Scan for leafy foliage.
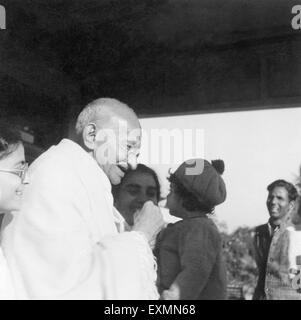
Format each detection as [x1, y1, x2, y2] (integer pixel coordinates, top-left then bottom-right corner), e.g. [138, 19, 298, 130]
[222, 227, 258, 288]
[213, 218, 258, 299]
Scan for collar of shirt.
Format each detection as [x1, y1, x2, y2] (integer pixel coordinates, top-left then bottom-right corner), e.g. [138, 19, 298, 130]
[267, 222, 280, 237]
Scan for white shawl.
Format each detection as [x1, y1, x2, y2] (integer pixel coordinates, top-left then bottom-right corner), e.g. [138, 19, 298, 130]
[0, 247, 15, 299]
[1, 139, 158, 300]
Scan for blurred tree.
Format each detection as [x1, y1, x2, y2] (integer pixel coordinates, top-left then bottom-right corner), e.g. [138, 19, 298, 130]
[222, 226, 258, 299]
[211, 217, 258, 299]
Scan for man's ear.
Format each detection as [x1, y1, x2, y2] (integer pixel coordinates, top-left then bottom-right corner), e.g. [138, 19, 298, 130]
[289, 200, 296, 213]
[82, 123, 97, 150]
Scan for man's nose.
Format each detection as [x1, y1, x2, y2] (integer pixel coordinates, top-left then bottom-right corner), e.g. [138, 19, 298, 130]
[22, 172, 30, 185]
[17, 183, 24, 191]
[127, 153, 138, 170]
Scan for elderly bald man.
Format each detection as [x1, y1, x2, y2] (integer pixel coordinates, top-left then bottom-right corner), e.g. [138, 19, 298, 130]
[1, 98, 164, 300]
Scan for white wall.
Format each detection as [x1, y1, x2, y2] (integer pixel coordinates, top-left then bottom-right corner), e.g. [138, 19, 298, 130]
[139, 107, 301, 232]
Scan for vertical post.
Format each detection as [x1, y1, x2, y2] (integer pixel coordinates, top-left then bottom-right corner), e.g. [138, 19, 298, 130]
[0, 5, 6, 30]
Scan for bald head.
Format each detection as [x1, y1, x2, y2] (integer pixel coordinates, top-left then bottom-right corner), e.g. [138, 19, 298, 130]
[75, 98, 140, 136]
[75, 98, 142, 185]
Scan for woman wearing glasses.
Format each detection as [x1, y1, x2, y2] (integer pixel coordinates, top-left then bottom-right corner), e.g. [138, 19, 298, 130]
[0, 124, 28, 299]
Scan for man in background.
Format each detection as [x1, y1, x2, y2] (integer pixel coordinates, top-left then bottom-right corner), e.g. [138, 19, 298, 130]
[253, 179, 298, 300]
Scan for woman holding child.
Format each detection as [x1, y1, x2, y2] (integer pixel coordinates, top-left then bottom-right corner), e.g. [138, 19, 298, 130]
[114, 159, 228, 300]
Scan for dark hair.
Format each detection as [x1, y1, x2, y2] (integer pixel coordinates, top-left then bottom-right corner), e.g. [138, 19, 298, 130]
[0, 124, 22, 160]
[296, 196, 301, 218]
[168, 173, 214, 214]
[112, 164, 161, 202]
[267, 179, 298, 202]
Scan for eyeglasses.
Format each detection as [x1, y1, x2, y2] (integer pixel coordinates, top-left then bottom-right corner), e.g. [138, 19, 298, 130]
[0, 162, 29, 184]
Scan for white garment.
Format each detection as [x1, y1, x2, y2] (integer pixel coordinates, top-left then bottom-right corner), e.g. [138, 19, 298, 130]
[1, 139, 158, 300]
[0, 247, 15, 299]
[287, 225, 301, 277]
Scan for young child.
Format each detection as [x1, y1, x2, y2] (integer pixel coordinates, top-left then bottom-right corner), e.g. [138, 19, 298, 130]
[154, 158, 227, 300]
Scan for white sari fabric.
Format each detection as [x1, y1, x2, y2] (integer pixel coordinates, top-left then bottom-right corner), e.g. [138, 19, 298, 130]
[0, 247, 15, 299]
[1, 139, 158, 300]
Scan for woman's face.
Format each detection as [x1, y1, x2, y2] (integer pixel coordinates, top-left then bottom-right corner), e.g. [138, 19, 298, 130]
[0, 144, 26, 214]
[115, 171, 159, 226]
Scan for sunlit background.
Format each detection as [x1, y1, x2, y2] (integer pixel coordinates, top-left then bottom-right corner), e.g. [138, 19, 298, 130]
[139, 107, 301, 232]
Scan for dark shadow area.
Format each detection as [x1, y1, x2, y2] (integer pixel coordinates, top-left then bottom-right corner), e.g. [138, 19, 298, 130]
[0, 0, 300, 148]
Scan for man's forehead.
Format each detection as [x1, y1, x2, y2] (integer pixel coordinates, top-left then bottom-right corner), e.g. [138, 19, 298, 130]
[118, 118, 141, 140]
[269, 186, 289, 196]
[110, 114, 140, 127]
[110, 115, 140, 132]
[94, 115, 141, 146]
